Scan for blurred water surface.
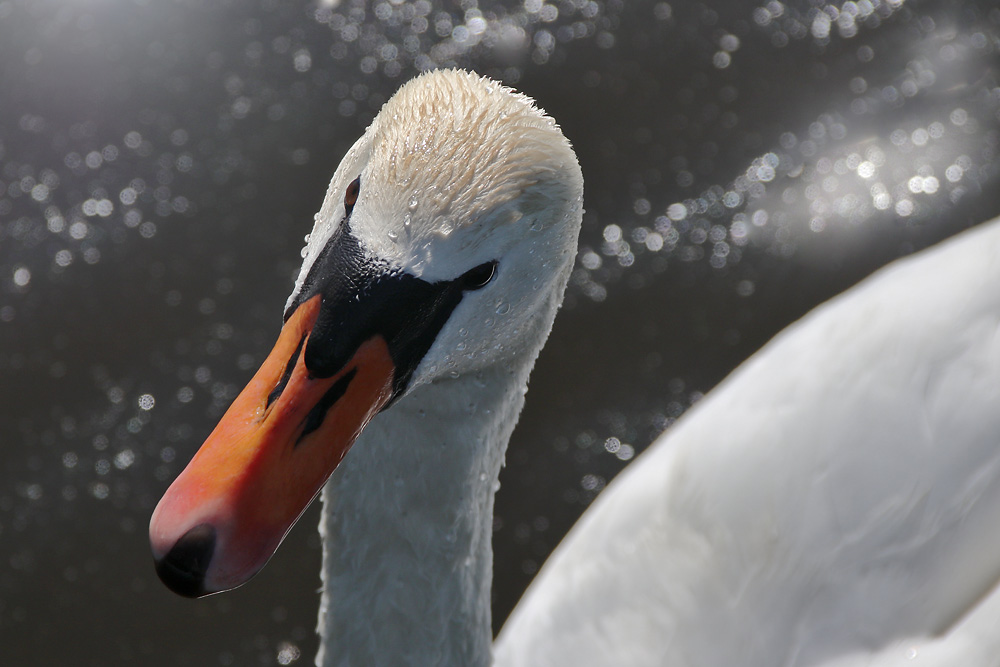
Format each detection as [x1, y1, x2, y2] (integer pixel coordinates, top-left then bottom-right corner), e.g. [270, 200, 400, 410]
[1, 0, 999, 664]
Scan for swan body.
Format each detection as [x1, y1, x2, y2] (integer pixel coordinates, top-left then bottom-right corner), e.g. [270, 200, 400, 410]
[148, 69, 1000, 666]
[498, 217, 1000, 667]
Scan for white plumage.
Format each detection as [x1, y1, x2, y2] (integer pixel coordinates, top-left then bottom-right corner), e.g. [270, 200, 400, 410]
[497, 216, 1000, 667]
[152, 68, 1000, 667]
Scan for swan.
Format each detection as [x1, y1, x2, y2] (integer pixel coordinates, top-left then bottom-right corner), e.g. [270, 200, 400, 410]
[148, 69, 1000, 666]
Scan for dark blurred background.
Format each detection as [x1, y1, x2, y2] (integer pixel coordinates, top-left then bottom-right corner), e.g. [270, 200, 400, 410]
[1, 0, 998, 664]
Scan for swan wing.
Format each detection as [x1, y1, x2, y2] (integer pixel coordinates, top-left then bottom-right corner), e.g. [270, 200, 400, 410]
[496, 216, 1000, 667]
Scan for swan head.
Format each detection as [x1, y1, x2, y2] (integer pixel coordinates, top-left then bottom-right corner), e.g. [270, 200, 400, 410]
[149, 69, 583, 597]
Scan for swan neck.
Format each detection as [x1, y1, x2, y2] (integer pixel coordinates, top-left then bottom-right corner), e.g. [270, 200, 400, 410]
[316, 365, 532, 667]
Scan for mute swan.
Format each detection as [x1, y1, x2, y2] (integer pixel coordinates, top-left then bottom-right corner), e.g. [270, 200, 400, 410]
[149, 69, 1000, 666]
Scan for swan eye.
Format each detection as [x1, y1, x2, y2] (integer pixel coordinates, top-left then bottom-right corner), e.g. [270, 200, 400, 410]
[344, 177, 360, 215]
[460, 261, 498, 291]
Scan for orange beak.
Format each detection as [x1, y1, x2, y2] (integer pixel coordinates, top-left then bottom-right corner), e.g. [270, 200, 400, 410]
[148, 295, 395, 597]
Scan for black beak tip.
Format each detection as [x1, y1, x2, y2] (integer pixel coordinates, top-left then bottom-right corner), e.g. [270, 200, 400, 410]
[154, 523, 216, 598]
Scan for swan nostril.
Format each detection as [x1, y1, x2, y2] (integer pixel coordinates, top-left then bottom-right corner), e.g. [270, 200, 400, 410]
[154, 523, 216, 598]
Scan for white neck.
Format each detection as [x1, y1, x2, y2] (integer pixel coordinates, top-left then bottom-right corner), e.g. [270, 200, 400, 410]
[315, 362, 534, 666]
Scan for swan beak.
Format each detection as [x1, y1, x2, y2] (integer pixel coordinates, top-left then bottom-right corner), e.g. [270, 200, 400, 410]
[148, 294, 394, 597]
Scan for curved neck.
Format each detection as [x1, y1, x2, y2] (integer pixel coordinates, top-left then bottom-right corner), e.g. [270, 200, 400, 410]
[315, 365, 532, 667]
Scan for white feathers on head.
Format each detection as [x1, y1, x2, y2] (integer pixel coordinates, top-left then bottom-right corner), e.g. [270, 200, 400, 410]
[366, 69, 576, 233]
[288, 68, 583, 311]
